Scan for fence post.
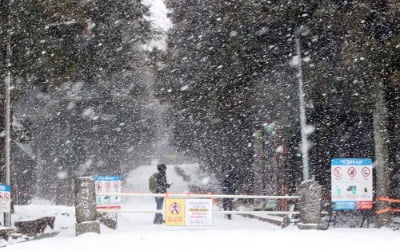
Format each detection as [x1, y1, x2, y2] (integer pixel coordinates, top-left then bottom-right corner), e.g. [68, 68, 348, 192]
[297, 180, 322, 230]
[75, 177, 100, 236]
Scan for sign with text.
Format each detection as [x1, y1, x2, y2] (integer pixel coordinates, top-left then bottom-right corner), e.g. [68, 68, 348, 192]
[165, 198, 185, 226]
[331, 158, 373, 210]
[185, 199, 213, 226]
[0, 184, 11, 213]
[95, 176, 121, 210]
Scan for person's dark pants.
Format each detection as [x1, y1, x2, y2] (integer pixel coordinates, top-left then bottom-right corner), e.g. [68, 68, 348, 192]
[222, 198, 233, 219]
[154, 197, 164, 224]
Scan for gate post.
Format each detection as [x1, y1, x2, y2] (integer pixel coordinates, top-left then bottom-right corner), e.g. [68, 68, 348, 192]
[75, 177, 100, 236]
[297, 180, 322, 230]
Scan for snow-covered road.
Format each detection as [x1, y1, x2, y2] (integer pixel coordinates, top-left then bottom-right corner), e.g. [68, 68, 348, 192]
[6, 163, 400, 250]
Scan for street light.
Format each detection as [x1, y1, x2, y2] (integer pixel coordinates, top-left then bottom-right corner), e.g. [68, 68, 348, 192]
[4, 1, 12, 227]
[294, 26, 310, 181]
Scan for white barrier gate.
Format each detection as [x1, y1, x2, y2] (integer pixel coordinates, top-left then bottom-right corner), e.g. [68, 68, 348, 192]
[96, 192, 300, 216]
[76, 179, 322, 230]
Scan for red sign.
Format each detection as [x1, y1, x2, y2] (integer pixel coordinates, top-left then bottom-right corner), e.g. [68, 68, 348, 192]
[357, 201, 373, 210]
[361, 167, 371, 178]
[170, 202, 181, 214]
[4, 193, 9, 202]
[96, 205, 122, 209]
[333, 167, 342, 178]
[347, 167, 357, 178]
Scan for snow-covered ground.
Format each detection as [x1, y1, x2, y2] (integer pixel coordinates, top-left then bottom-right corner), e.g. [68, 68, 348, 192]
[6, 163, 400, 250]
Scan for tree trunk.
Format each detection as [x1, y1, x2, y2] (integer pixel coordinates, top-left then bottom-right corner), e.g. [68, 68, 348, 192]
[373, 80, 391, 228]
[253, 129, 266, 209]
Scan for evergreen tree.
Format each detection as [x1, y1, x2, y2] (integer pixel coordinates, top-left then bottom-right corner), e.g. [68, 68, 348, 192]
[157, 0, 316, 191]
[158, 1, 400, 208]
[2, 0, 157, 203]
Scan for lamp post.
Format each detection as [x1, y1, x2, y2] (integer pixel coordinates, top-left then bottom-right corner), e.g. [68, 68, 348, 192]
[5, 41, 11, 228]
[294, 26, 310, 181]
[2, 0, 12, 227]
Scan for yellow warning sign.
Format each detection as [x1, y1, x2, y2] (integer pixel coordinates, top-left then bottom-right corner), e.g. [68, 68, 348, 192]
[165, 198, 185, 226]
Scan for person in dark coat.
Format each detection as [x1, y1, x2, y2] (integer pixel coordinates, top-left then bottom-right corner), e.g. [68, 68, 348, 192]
[153, 164, 171, 224]
[221, 164, 239, 220]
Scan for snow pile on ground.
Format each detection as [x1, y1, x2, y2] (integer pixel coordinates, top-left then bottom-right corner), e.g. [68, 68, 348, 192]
[12, 202, 75, 237]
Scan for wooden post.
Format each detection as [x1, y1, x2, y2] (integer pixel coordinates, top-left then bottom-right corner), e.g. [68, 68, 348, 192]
[253, 129, 266, 210]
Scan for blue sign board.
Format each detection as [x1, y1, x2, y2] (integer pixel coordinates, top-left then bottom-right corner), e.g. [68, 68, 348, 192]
[0, 184, 11, 192]
[331, 158, 372, 166]
[331, 158, 373, 211]
[332, 201, 357, 210]
[95, 176, 121, 181]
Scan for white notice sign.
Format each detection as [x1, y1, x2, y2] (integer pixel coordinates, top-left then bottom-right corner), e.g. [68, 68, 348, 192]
[95, 176, 121, 210]
[331, 158, 373, 210]
[185, 199, 213, 226]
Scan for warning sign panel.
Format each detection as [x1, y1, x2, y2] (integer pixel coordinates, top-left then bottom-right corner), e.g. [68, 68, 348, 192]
[185, 199, 213, 226]
[165, 198, 213, 226]
[95, 176, 121, 210]
[165, 198, 185, 226]
[0, 184, 11, 213]
[331, 158, 373, 211]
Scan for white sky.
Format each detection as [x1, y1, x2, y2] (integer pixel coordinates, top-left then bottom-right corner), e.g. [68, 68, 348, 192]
[144, 0, 172, 32]
[143, 0, 172, 50]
